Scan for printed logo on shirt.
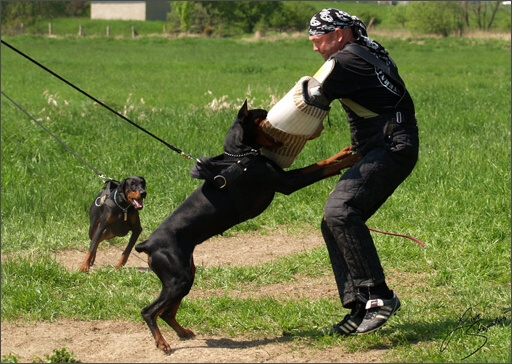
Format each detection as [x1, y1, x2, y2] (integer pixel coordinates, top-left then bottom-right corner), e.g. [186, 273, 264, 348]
[375, 68, 401, 96]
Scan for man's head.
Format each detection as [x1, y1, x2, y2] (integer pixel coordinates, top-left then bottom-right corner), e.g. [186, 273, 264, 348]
[308, 8, 357, 61]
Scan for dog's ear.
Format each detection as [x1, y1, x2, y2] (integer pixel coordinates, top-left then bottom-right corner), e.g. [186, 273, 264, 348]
[138, 176, 146, 188]
[238, 99, 249, 119]
[118, 178, 128, 194]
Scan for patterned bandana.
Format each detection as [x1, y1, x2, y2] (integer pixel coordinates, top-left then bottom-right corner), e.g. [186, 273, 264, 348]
[309, 8, 392, 64]
[308, 8, 355, 36]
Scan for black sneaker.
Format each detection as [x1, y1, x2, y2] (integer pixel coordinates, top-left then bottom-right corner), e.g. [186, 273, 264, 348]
[324, 313, 364, 336]
[356, 292, 401, 335]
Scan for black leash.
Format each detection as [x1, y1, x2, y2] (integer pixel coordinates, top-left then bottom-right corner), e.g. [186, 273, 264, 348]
[1, 90, 112, 182]
[1, 39, 198, 162]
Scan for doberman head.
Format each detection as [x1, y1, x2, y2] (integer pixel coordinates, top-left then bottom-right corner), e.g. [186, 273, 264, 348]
[119, 176, 146, 210]
[223, 100, 282, 156]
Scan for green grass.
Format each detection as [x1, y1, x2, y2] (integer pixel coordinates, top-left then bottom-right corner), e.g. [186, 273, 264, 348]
[1, 346, 81, 363]
[1, 33, 510, 363]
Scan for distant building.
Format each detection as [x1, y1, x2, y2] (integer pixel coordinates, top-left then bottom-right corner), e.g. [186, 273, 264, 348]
[90, 1, 169, 21]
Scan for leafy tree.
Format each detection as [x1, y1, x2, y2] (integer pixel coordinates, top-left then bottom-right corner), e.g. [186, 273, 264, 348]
[171, 1, 194, 33]
[356, 10, 382, 28]
[406, 1, 465, 37]
[392, 4, 408, 28]
[203, 1, 282, 33]
[269, 1, 316, 32]
[0, 1, 88, 26]
[465, 0, 502, 30]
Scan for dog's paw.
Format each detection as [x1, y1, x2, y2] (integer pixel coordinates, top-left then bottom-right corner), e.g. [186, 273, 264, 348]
[78, 264, 90, 273]
[157, 340, 172, 354]
[177, 327, 196, 339]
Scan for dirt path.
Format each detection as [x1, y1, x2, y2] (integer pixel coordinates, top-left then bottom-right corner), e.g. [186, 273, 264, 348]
[54, 228, 325, 271]
[1, 229, 384, 363]
[2, 319, 384, 363]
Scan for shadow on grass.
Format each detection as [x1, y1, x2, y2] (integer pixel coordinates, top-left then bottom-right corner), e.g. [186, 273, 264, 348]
[184, 310, 510, 356]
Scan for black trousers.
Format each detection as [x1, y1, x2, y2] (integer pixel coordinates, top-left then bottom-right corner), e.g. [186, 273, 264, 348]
[322, 115, 419, 309]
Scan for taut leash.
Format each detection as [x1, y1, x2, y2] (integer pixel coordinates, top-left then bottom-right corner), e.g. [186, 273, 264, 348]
[2, 90, 111, 182]
[1, 39, 198, 163]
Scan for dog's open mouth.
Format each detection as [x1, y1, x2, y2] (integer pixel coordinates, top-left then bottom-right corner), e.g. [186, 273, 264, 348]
[131, 198, 144, 210]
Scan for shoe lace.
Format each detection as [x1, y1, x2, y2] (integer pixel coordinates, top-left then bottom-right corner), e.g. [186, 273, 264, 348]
[363, 308, 379, 320]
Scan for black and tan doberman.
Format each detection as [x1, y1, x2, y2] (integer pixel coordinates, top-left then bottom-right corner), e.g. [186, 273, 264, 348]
[135, 101, 360, 353]
[79, 176, 146, 272]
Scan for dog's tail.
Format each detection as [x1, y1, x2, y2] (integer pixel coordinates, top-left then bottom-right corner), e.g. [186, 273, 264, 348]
[134, 240, 149, 253]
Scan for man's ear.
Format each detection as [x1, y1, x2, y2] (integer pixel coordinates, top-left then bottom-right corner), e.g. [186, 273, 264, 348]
[334, 27, 345, 42]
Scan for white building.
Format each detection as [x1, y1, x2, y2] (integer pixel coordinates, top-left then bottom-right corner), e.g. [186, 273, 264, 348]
[91, 1, 170, 21]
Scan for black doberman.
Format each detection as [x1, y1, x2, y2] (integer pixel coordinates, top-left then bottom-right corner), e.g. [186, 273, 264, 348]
[79, 176, 146, 272]
[135, 101, 361, 353]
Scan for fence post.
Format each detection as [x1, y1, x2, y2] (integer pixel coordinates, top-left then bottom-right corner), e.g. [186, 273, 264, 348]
[131, 26, 136, 38]
[20, 23, 24, 35]
[78, 25, 83, 37]
[107, 26, 110, 37]
[48, 22, 52, 36]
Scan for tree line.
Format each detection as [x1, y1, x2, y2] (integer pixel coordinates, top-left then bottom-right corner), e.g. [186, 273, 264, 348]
[1, 1, 509, 37]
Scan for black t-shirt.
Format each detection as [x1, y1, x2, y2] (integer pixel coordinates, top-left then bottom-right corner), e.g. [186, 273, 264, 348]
[321, 42, 415, 122]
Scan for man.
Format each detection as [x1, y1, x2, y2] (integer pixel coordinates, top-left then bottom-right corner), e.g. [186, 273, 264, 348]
[305, 8, 419, 335]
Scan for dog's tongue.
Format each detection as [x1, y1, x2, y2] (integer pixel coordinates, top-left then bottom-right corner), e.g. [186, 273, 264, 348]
[132, 199, 144, 210]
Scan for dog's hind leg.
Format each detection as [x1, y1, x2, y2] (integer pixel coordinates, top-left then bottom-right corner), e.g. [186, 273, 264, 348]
[141, 286, 194, 353]
[159, 300, 196, 339]
[140, 252, 196, 353]
[141, 295, 174, 354]
[159, 256, 196, 339]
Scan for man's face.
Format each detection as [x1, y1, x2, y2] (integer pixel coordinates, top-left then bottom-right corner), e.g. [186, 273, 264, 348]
[309, 28, 346, 61]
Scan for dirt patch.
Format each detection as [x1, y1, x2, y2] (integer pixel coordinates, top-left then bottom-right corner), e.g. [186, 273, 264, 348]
[1, 319, 384, 363]
[53, 227, 326, 272]
[1, 229, 388, 363]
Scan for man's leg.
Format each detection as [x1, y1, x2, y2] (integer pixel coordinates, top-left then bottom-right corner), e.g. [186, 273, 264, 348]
[322, 147, 414, 334]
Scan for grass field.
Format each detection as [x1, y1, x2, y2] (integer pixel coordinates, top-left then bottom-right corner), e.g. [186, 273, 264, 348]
[1, 32, 510, 363]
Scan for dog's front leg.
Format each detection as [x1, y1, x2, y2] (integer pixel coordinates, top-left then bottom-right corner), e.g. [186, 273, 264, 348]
[79, 225, 106, 272]
[300, 146, 359, 176]
[79, 224, 116, 272]
[115, 224, 142, 269]
[319, 150, 362, 177]
[274, 146, 362, 195]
